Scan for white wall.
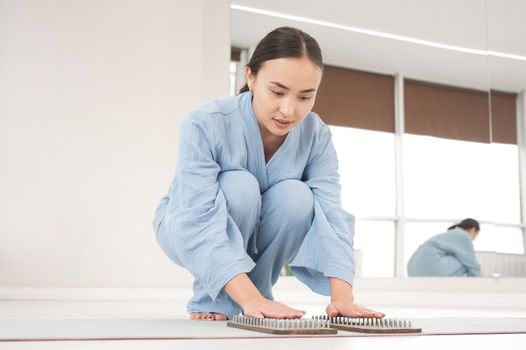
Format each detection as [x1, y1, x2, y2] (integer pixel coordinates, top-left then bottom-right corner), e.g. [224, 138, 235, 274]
[0, 0, 230, 287]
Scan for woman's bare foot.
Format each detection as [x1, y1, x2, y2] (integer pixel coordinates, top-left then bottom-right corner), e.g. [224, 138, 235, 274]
[190, 312, 227, 321]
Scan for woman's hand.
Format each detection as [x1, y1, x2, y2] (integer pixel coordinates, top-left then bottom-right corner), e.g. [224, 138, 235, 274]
[327, 277, 385, 318]
[242, 297, 305, 319]
[326, 300, 384, 318]
[224, 273, 304, 319]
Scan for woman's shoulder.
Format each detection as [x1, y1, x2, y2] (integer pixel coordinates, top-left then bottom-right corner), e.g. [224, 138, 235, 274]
[302, 110, 326, 129]
[179, 94, 252, 146]
[299, 111, 332, 146]
[299, 111, 330, 137]
[441, 228, 472, 243]
[184, 95, 241, 124]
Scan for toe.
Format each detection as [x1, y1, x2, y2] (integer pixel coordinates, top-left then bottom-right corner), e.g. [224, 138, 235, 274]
[190, 312, 228, 321]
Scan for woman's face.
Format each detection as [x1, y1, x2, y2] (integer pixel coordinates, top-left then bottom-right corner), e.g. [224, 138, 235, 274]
[245, 56, 323, 140]
[468, 228, 480, 240]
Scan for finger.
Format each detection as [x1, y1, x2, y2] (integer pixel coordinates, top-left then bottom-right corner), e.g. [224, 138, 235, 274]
[371, 311, 385, 318]
[265, 307, 295, 319]
[213, 314, 228, 321]
[356, 306, 384, 318]
[263, 304, 299, 319]
[262, 312, 282, 319]
[252, 310, 265, 319]
[338, 307, 363, 318]
[325, 303, 338, 317]
[349, 310, 363, 317]
[287, 308, 306, 318]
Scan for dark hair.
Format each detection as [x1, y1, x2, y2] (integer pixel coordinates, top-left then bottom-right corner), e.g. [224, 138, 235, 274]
[448, 218, 480, 232]
[239, 27, 323, 94]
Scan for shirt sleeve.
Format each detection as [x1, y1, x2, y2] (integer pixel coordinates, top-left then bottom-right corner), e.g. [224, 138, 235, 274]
[289, 124, 356, 295]
[161, 115, 255, 300]
[448, 232, 482, 276]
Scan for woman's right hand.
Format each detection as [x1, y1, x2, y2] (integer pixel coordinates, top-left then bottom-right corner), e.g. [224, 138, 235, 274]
[242, 297, 305, 319]
[224, 273, 304, 318]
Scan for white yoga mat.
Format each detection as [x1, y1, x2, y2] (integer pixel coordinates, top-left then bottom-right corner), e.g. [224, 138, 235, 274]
[1, 318, 525, 341]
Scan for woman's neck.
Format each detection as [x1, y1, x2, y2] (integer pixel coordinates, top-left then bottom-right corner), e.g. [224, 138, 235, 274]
[258, 124, 287, 162]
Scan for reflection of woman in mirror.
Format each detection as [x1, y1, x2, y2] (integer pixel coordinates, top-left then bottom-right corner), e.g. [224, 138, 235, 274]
[407, 218, 481, 277]
[153, 27, 384, 321]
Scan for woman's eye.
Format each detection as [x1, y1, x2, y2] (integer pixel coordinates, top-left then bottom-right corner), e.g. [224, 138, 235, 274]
[272, 90, 284, 97]
[299, 96, 312, 101]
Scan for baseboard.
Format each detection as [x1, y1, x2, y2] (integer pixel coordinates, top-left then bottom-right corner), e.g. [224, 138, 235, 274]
[0, 287, 192, 301]
[2, 277, 526, 309]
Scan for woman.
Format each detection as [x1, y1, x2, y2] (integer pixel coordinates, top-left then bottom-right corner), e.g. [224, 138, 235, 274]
[153, 27, 384, 320]
[407, 218, 482, 277]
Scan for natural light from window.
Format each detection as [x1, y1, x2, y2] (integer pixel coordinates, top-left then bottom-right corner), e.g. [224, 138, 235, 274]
[330, 126, 396, 277]
[330, 125, 396, 218]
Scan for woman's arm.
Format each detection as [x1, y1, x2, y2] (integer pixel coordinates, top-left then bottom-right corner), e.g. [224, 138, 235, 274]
[162, 116, 256, 300]
[448, 232, 482, 276]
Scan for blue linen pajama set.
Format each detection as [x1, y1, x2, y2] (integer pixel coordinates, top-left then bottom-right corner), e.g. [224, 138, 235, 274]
[153, 91, 356, 318]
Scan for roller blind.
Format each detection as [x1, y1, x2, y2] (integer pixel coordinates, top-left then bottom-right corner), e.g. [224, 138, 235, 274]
[231, 47, 241, 62]
[491, 90, 517, 144]
[313, 65, 395, 133]
[404, 79, 491, 143]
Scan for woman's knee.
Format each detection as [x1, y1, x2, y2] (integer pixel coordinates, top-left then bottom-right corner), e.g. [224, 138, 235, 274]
[264, 180, 314, 222]
[218, 170, 261, 218]
[156, 221, 183, 266]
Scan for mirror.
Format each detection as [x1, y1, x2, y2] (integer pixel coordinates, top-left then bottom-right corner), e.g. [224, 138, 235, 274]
[477, 0, 526, 277]
[230, 1, 524, 278]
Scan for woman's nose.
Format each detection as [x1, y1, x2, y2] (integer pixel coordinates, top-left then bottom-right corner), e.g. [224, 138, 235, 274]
[279, 97, 296, 118]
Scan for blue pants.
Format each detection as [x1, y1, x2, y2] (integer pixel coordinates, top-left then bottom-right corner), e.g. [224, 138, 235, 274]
[156, 170, 314, 318]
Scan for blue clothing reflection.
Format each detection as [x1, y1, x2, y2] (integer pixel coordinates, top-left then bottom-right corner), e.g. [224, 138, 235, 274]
[407, 228, 481, 277]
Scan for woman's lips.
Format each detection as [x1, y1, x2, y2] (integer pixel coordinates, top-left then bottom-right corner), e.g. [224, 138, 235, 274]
[273, 118, 292, 129]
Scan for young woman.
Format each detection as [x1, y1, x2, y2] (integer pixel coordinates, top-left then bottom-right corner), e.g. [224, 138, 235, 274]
[153, 27, 385, 321]
[407, 218, 482, 277]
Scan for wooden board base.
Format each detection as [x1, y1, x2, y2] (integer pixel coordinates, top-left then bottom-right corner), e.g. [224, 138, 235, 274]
[330, 323, 422, 334]
[227, 321, 338, 335]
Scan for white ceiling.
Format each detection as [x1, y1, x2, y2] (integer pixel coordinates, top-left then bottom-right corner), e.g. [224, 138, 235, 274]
[231, 0, 526, 92]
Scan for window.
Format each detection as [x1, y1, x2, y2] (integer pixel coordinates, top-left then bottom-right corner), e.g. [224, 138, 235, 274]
[475, 224, 524, 254]
[330, 126, 396, 218]
[229, 61, 237, 97]
[489, 143, 521, 223]
[330, 126, 396, 277]
[354, 220, 395, 277]
[403, 135, 494, 220]
[230, 47, 243, 96]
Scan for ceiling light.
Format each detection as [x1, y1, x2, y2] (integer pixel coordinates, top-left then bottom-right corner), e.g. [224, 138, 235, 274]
[231, 4, 526, 62]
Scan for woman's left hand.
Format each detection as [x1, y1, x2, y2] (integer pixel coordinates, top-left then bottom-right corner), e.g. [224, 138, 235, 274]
[326, 300, 385, 318]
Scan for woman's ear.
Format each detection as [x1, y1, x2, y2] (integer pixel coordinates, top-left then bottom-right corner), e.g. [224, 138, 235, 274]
[245, 66, 254, 91]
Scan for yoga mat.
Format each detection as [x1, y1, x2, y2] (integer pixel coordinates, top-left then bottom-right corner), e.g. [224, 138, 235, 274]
[1, 318, 525, 342]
